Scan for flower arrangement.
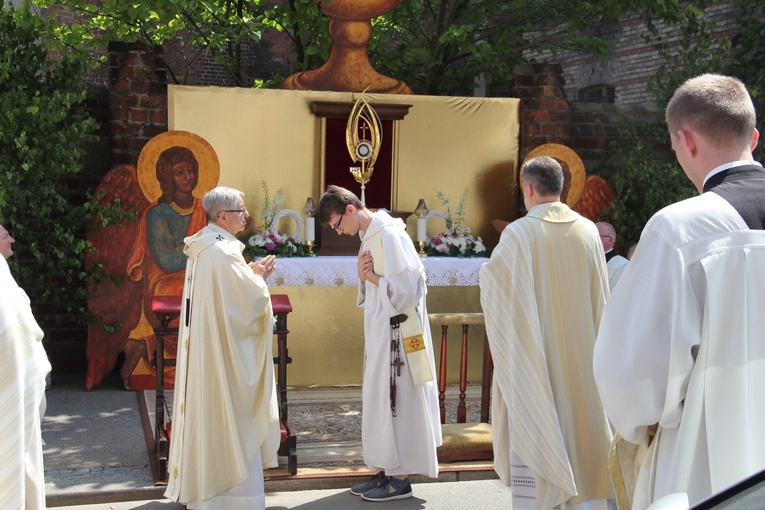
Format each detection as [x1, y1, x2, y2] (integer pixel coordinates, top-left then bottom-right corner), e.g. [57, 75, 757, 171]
[243, 181, 308, 259]
[424, 189, 486, 258]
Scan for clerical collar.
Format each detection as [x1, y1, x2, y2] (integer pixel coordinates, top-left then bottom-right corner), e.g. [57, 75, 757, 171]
[703, 160, 763, 189]
[604, 249, 615, 262]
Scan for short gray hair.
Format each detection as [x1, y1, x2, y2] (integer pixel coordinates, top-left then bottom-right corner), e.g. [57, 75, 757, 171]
[522, 155, 563, 196]
[202, 186, 244, 222]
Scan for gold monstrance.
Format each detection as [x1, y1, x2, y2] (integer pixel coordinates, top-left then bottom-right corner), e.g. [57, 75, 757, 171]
[347, 94, 382, 206]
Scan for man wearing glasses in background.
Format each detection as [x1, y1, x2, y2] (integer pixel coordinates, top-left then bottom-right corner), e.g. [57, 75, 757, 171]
[318, 185, 442, 502]
[596, 222, 629, 291]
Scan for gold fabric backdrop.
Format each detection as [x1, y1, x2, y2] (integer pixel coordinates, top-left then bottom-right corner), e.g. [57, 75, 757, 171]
[168, 86, 519, 386]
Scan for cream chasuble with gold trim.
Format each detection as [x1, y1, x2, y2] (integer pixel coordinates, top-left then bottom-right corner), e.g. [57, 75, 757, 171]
[165, 224, 280, 507]
[0, 256, 51, 510]
[480, 202, 612, 509]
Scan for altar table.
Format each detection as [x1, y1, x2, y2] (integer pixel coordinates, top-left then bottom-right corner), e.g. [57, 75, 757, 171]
[267, 257, 488, 387]
[270, 256, 487, 287]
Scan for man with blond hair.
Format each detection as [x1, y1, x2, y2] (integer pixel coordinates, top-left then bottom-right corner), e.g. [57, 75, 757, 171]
[595, 74, 765, 509]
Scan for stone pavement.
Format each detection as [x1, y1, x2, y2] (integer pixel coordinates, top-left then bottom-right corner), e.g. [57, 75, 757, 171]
[52, 479, 510, 509]
[42, 372, 504, 509]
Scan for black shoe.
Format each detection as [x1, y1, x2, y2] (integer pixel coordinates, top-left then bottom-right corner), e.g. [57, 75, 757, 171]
[350, 472, 388, 496]
[361, 477, 413, 502]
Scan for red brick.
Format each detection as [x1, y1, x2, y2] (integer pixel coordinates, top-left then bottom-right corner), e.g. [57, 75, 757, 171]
[549, 112, 571, 123]
[129, 109, 148, 123]
[110, 94, 140, 107]
[541, 123, 556, 135]
[131, 81, 150, 95]
[129, 138, 149, 152]
[541, 98, 560, 111]
[111, 79, 130, 94]
[110, 108, 129, 121]
[528, 111, 547, 123]
[143, 124, 167, 138]
[140, 95, 166, 108]
[149, 110, 167, 124]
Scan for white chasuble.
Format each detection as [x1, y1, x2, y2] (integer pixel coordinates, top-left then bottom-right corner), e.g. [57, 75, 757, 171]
[594, 192, 765, 509]
[0, 256, 51, 510]
[357, 211, 442, 477]
[480, 202, 612, 509]
[165, 224, 280, 508]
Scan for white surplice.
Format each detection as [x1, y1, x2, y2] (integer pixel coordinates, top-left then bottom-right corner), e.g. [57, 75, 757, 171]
[0, 256, 51, 510]
[606, 253, 629, 291]
[480, 202, 612, 509]
[594, 191, 765, 508]
[357, 211, 442, 477]
[165, 224, 280, 509]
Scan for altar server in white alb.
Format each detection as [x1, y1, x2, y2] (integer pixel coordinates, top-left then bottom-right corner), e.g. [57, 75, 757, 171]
[0, 251, 51, 509]
[480, 155, 612, 510]
[594, 74, 765, 510]
[165, 186, 281, 510]
[318, 185, 442, 502]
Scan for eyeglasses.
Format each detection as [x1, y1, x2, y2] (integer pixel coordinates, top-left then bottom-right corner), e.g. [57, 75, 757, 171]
[599, 234, 612, 239]
[224, 209, 246, 214]
[330, 211, 345, 231]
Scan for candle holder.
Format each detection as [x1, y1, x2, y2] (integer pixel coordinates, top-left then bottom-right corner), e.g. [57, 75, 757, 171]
[414, 198, 429, 257]
[303, 197, 317, 257]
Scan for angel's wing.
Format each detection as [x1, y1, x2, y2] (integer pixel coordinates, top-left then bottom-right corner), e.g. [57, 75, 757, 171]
[574, 175, 614, 222]
[85, 165, 150, 390]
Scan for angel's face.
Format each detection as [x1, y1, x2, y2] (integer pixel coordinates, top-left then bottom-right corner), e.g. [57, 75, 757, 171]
[172, 161, 197, 194]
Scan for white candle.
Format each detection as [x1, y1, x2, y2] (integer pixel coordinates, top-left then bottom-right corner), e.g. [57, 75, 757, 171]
[417, 217, 427, 242]
[305, 217, 315, 242]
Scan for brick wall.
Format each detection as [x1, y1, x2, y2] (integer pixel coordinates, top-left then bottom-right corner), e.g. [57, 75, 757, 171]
[162, 29, 293, 87]
[525, 2, 739, 108]
[108, 41, 169, 167]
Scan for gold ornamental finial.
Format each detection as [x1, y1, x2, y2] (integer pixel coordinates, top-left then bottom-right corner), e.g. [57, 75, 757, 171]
[347, 90, 382, 206]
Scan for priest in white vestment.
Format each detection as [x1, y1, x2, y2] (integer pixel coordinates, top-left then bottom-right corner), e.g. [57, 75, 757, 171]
[480, 156, 612, 510]
[594, 74, 765, 510]
[596, 222, 629, 291]
[318, 185, 442, 502]
[0, 251, 51, 510]
[165, 186, 281, 510]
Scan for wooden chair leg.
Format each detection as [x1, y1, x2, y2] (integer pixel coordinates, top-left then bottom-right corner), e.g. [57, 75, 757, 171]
[457, 324, 468, 423]
[438, 324, 448, 424]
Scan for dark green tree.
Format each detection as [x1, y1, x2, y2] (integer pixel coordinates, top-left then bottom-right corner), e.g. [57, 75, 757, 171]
[34, 0, 269, 86]
[606, 4, 763, 248]
[368, 0, 700, 95]
[0, 5, 97, 314]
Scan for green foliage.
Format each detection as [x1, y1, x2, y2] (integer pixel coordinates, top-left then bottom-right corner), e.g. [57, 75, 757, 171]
[33, 0, 269, 86]
[0, 6, 97, 313]
[607, 128, 696, 249]
[257, 0, 329, 77]
[369, 0, 693, 95]
[606, 3, 762, 247]
[728, 0, 765, 162]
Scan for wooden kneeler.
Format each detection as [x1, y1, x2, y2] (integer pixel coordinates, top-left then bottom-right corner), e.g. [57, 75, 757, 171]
[428, 313, 494, 463]
[151, 294, 298, 481]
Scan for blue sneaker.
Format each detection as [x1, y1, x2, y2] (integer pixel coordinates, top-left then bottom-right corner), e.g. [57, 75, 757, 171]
[361, 477, 413, 502]
[350, 472, 388, 496]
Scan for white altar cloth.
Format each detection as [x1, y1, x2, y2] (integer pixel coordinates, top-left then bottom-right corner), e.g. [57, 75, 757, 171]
[269, 256, 488, 287]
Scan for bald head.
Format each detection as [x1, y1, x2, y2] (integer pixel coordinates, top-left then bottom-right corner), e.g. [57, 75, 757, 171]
[596, 222, 616, 253]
